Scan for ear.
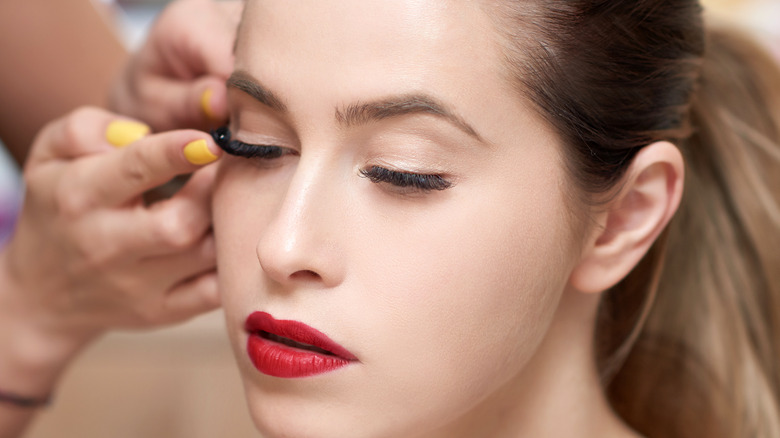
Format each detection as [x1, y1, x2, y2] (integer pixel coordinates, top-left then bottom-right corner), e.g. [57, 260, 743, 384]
[569, 141, 685, 294]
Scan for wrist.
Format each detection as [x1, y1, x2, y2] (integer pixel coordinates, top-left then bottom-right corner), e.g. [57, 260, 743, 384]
[0, 250, 101, 398]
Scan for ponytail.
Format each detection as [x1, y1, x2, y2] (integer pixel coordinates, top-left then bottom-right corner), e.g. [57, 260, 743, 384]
[497, 0, 780, 434]
[607, 27, 780, 438]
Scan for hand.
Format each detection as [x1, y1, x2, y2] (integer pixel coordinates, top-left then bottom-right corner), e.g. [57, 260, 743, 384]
[109, 0, 242, 131]
[0, 107, 223, 388]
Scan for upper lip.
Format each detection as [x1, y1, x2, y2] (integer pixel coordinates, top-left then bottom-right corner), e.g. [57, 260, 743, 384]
[244, 311, 358, 361]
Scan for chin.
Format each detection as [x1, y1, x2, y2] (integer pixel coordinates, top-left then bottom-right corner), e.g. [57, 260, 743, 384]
[243, 383, 358, 438]
[243, 385, 424, 438]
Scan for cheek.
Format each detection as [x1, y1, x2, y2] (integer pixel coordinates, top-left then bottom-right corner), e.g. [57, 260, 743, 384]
[212, 155, 577, 437]
[339, 170, 575, 430]
[212, 165, 277, 349]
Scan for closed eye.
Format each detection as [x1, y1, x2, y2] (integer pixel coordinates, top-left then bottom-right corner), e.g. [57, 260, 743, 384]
[213, 127, 452, 193]
[360, 166, 452, 192]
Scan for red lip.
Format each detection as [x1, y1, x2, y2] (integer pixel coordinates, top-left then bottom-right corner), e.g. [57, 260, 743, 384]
[244, 312, 357, 378]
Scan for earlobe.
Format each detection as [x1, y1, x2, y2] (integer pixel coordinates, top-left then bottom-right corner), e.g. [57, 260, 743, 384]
[569, 141, 685, 294]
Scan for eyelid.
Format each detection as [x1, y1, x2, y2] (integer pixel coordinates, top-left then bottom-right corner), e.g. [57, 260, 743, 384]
[212, 126, 453, 193]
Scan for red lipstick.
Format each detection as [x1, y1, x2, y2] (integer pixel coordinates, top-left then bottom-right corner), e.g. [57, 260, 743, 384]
[245, 312, 357, 378]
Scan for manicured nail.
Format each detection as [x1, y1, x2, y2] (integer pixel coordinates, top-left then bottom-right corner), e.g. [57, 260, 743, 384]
[106, 120, 150, 148]
[183, 139, 218, 165]
[200, 88, 216, 120]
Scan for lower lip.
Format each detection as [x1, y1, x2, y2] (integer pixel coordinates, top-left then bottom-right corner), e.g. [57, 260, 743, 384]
[246, 335, 354, 378]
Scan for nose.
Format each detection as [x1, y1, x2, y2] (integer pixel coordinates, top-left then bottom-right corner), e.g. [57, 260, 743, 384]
[255, 158, 345, 289]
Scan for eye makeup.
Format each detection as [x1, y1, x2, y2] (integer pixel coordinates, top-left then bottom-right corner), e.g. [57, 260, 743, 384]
[211, 126, 291, 159]
[212, 126, 453, 194]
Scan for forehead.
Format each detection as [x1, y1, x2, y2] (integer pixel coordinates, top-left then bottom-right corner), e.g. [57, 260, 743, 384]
[234, 0, 505, 107]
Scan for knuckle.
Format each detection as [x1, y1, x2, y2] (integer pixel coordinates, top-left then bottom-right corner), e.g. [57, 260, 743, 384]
[76, 233, 119, 270]
[121, 147, 155, 188]
[54, 178, 93, 218]
[61, 107, 104, 149]
[69, 106, 103, 121]
[69, 106, 105, 128]
[136, 301, 166, 325]
[71, 240, 103, 271]
[162, 139, 184, 170]
[155, 208, 201, 249]
[61, 113, 86, 148]
[156, 0, 189, 31]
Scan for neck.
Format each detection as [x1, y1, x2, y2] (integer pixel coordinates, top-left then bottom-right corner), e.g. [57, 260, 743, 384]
[420, 290, 639, 438]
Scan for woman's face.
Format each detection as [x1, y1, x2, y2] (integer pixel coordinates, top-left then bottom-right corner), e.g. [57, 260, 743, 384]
[214, 1, 582, 437]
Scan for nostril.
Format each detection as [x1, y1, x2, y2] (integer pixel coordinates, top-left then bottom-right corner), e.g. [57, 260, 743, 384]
[290, 270, 321, 281]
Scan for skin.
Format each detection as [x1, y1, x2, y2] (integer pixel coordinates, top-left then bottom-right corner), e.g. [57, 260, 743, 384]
[215, 1, 682, 437]
[0, 109, 223, 438]
[0, 2, 237, 437]
[0, 0, 125, 164]
[0, 0, 238, 166]
[110, 0, 242, 133]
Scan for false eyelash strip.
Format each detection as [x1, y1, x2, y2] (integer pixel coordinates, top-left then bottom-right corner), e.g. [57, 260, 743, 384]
[211, 126, 285, 159]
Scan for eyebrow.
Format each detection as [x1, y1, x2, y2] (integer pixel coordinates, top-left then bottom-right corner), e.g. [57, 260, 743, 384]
[336, 95, 482, 141]
[227, 71, 287, 112]
[227, 70, 483, 141]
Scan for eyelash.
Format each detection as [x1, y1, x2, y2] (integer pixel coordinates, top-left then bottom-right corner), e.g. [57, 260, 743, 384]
[359, 166, 452, 192]
[211, 126, 289, 159]
[212, 126, 452, 192]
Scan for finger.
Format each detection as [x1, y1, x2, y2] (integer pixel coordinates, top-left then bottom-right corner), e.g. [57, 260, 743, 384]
[140, 232, 217, 288]
[27, 107, 150, 167]
[66, 129, 221, 208]
[72, 181, 214, 259]
[194, 1, 241, 78]
[134, 167, 215, 256]
[109, 0, 237, 131]
[162, 162, 217, 214]
[140, 75, 229, 131]
[157, 0, 238, 79]
[123, 73, 229, 132]
[161, 270, 220, 324]
[195, 77, 229, 128]
[144, 171, 216, 255]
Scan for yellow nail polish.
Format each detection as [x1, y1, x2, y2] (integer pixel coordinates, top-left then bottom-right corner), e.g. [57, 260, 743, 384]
[183, 139, 218, 165]
[200, 89, 216, 120]
[106, 120, 150, 148]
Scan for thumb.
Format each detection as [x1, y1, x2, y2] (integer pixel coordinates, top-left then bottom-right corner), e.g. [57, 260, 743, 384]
[27, 107, 149, 167]
[150, 75, 229, 132]
[192, 76, 229, 129]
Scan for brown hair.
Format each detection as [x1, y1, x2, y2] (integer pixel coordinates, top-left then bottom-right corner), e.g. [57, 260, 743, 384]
[493, 1, 780, 437]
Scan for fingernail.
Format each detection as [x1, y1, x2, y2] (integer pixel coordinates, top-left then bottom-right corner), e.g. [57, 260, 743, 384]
[183, 139, 218, 165]
[106, 120, 150, 148]
[200, 88, 216, 120]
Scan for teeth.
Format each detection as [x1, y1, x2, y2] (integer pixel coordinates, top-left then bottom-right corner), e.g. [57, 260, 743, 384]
[261, 331, 335, 356]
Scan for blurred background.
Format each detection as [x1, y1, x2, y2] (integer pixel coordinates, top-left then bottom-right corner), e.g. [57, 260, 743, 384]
[703, 0, 780, 57]
[4, 0, 779, 437]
